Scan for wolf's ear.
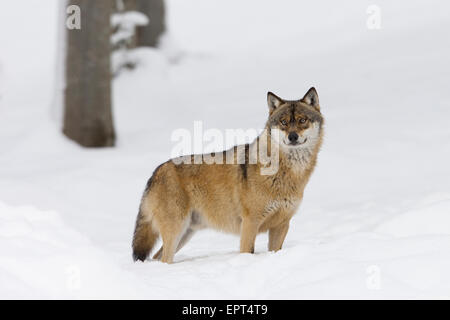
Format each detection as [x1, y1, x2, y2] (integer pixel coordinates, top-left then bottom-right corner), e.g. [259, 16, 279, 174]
[267, 92, 284, 114]
[301, 87, 320, 111]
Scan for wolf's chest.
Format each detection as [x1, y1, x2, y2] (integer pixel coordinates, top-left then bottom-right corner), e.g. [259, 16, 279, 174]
[263, 198, 300, 216]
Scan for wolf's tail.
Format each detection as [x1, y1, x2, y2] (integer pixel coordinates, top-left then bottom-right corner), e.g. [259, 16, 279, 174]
[132, 205, 159, 262]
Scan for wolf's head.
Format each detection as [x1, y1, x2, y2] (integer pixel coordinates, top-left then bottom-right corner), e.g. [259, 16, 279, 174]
[266, 87, 323, 151]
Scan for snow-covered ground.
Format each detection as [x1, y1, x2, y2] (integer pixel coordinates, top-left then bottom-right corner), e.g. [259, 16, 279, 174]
[1, 0, 450, 299]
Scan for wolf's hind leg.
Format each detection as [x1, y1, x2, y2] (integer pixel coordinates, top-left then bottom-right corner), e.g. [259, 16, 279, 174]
[158, 214, 192, 264]
[176, 228, 195, 250]
[268, 221, 290, 252]
[152, 246, 163, 260]
[152, 227, 195, 260]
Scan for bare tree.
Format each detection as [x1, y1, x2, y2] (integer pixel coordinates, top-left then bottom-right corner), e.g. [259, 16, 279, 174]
[136, 0, 166, 47]
[64, 0, 116, 147]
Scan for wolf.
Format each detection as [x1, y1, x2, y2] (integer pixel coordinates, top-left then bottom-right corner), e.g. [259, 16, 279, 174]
[132, 87, 324, 263]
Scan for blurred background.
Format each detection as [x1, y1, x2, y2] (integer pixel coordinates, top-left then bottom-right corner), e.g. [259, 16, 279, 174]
[0, 0, 450, 299]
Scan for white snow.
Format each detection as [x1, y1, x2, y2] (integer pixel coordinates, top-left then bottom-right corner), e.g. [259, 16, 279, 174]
[1, 0, 450, 299]
[111, 11, 149, 30]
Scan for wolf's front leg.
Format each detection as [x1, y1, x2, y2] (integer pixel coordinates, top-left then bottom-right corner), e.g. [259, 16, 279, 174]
[268, 221, 290, 252]
[240, 217, 260, 254]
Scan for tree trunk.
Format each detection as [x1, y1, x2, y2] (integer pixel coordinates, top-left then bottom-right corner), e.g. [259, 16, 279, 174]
[64, 0, 116, 147]
[136, 0, 166, 47]
[122, 0, 137, 11]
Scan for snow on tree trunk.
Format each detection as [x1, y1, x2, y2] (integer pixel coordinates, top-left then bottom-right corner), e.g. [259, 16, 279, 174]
[63, 0, 116, 147]
[112, 0, 149, 75]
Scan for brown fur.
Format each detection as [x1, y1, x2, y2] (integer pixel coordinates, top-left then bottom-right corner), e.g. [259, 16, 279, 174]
[132, 87, 324, 263]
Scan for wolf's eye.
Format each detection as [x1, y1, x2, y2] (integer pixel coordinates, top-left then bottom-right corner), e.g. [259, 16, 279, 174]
[280, 120, 288, 126]
[299, 118, 307, 124]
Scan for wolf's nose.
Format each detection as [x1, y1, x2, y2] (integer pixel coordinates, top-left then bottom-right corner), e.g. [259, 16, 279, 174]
[288, 132, 299, 142]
